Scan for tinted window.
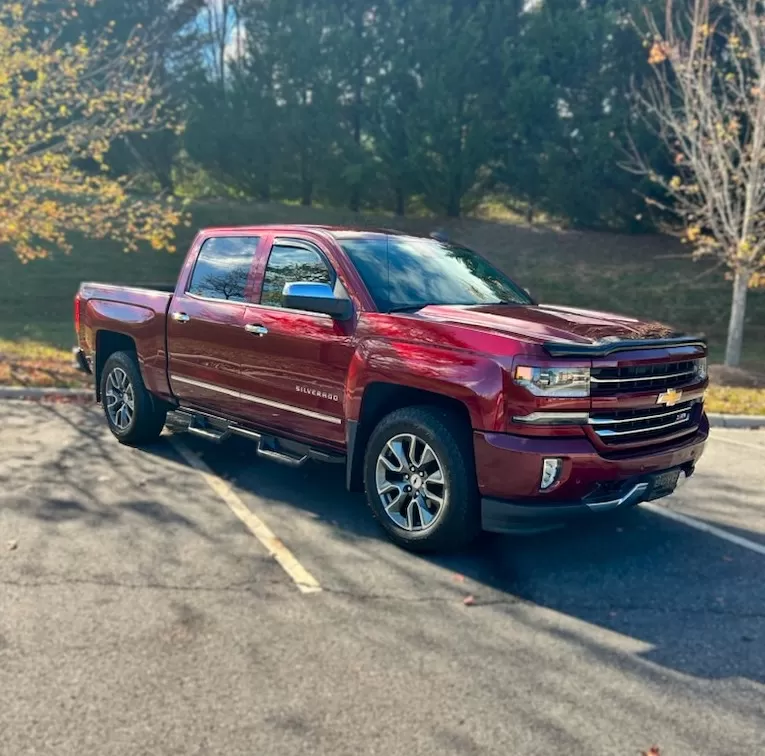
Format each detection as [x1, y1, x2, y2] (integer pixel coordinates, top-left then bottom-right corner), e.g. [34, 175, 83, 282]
[261, 245, 333, 307]
[339, 236, 532, 312]
[188, 236, 260, 302]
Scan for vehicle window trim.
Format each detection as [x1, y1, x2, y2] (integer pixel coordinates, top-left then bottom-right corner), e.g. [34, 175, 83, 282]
[185, 234, 262, 303]
[259, 238, 338, 308]
[184, 292, 251, 308]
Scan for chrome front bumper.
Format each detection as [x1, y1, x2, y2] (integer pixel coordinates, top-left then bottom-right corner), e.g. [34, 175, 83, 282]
[481, 467, 691, 534]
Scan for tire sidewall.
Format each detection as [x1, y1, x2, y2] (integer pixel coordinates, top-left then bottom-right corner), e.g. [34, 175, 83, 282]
[363, 409, 474, 548]
[100, 352, 160, 443]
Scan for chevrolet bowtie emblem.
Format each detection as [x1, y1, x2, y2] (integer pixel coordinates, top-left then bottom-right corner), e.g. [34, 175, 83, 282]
[657, 388, 682, 407]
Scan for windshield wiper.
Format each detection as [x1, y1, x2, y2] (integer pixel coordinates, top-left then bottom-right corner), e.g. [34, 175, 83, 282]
[386, 303, 443, 313]
[387, 300, 523, 313]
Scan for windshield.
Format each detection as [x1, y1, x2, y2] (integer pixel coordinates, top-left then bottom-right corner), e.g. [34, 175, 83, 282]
[338, 235, 533, 312]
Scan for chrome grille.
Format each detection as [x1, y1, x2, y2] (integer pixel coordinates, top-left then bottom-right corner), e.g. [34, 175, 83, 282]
[591, 360, 698, 395]
[589, 400, 699, 445]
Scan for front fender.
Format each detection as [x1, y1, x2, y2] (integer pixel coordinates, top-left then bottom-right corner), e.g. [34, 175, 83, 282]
[345, 337, 505, 432]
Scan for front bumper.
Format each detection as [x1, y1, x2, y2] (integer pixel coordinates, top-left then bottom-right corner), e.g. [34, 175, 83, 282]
[475, 415, 709, 534]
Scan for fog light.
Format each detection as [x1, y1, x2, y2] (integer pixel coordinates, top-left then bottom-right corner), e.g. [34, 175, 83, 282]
[541, 458, 563, 490]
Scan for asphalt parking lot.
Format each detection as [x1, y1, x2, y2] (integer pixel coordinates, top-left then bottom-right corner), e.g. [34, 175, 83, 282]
[1, 400, 764, 756]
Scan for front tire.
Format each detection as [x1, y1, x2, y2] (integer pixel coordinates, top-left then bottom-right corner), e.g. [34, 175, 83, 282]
[100, 351, 166, 446]
[363, 406, 480, 552]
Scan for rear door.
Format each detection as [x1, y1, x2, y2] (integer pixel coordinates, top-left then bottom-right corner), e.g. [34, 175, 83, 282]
[236, 238, 356, 447]
[166, 234, 262, 417]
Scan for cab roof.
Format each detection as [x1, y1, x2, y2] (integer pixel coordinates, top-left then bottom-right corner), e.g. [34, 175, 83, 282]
[199, 224, 433, 241]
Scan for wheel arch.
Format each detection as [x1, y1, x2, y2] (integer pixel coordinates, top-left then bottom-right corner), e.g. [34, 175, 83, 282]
[346, 382, 472, 492]
[95, 331, 137, 401]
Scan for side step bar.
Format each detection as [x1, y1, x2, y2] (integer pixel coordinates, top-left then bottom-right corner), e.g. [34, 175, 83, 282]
[187, 416, 231, 443]
[256, 436, 307, 467]
[170, 410, 345, 468]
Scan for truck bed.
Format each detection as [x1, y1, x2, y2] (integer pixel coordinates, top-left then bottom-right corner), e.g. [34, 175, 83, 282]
[77, 282, 175, 399]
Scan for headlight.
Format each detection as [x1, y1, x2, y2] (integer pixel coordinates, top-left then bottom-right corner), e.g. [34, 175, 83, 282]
[694, 357, 708, 381]
[514, 365, 591, 397]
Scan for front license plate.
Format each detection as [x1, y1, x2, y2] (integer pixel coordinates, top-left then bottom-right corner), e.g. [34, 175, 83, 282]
[647, 469, 681, 499]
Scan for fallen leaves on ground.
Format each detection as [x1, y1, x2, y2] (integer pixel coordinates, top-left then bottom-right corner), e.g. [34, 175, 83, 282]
[641, 747, 661, 756]
[0, 340, 89, 389]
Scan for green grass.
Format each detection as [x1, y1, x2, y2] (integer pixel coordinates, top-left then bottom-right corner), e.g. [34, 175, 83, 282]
[705, 386, 765, 416]
[1, 197, 764, 374]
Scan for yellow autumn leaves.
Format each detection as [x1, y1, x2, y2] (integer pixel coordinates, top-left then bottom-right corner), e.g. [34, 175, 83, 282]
[648, 41, 670, 65]
[0, 1, 183, 261]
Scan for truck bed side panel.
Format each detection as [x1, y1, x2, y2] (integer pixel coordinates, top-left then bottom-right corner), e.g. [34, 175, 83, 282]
[79, 284, 173, 400]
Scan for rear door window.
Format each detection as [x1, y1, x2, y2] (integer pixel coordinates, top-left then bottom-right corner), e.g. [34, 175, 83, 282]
[188, 236, 260, 302]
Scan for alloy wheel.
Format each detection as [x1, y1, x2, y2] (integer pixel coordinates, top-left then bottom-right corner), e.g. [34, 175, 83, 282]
[375, 433, 447, 532]
[105, 367, 135, 431]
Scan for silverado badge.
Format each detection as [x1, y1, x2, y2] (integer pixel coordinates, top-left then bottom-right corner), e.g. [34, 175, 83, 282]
[657, 388, 682, 407]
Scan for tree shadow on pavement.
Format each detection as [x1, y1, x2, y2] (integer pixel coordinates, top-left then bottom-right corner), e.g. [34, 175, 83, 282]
[4, 401, 763, 686]
[0, 402, 285, 593]
[174, 430, 765, 685]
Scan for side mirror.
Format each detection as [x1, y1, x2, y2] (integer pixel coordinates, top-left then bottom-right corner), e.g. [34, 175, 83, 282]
[282, 282, 353, 320]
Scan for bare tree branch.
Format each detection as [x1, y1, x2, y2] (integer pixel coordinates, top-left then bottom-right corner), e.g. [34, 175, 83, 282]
[622, 0, 765, 365]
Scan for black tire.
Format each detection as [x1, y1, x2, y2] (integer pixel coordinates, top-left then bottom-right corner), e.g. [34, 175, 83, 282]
[363, 406, 480, 552]
[100, 350, 167, 446]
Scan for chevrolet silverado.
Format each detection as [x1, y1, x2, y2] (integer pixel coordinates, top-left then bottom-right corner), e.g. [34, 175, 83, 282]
[74, 226, 709, 551]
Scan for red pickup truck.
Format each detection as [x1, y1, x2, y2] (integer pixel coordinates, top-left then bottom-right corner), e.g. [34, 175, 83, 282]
[74, 225, 709, 551]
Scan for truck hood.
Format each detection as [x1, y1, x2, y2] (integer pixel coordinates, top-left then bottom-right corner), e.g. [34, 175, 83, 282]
[414, 303, 680, 348]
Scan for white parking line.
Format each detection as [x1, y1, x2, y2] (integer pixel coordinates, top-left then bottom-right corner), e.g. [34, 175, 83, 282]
[642, 501, 765, 556]
[169, 436, 322, 594]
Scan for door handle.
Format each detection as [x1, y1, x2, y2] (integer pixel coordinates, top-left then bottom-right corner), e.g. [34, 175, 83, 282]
[245, 324, 268, 337]
[172, 312, 190, 324]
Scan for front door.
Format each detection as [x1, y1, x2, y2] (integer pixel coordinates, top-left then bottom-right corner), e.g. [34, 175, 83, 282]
[234, 239, 355, 447]
[167, 234, 262, 418]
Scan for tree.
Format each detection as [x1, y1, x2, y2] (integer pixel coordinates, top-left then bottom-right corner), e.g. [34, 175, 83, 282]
[330, 1, 380, 212]
[365, 0, 423, 216]
[495, 0, 657, 228]
[196, 266, 249, 299]
[625, 0, 765, 366]
[199, 0, 246, 90]
[0, 1, 183, 260]
[405, 0, 504, 218]
[187, 0, 345, 206]
[268, 0, 342, 207]
[49, 0, 204, 193]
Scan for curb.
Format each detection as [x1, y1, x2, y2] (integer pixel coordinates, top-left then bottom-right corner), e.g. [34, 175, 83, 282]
[707, 413, 765, 429]
[0, 387, 92, 400]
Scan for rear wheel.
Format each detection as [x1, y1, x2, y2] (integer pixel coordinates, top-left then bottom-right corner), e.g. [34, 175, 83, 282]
[363, 406, 480, 552]
[100, 351, 166, 445]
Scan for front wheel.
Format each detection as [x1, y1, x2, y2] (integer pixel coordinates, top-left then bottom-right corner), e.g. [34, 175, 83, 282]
[363, 406, 480, 552]
[100, 351, 166, 446]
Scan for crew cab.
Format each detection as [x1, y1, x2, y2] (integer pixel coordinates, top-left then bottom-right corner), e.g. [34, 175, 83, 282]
[74, 225, 709, 551]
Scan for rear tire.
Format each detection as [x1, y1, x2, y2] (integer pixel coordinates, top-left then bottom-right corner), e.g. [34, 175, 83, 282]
[100, 351, 166, 446]
[363, 406, 480, 552]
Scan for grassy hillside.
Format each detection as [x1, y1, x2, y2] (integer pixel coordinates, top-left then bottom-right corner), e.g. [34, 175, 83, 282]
[1, 199, 763, 368]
